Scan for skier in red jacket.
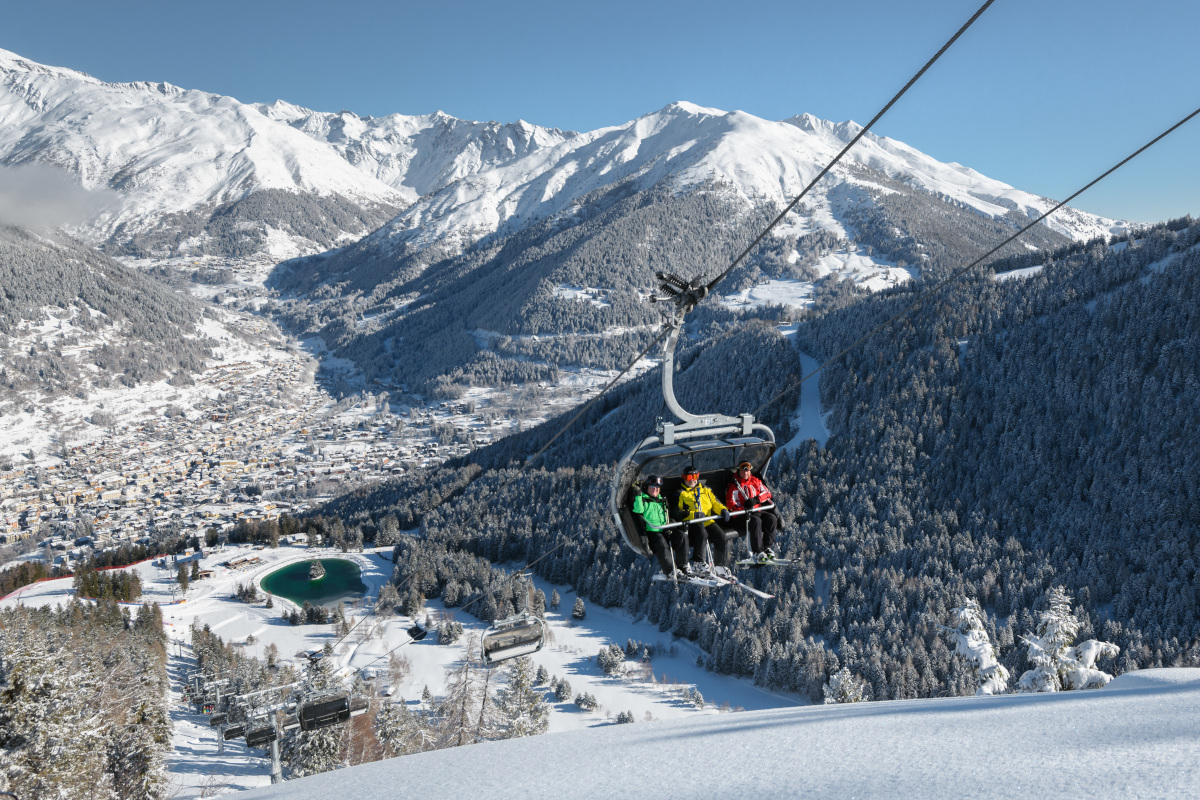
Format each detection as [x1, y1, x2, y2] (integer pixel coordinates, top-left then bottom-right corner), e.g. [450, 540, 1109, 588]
[725, 461, 782, 562]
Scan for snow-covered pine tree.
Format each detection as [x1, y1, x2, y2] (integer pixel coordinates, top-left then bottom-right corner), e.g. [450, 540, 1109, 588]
[823, 667, 867, 704]
[1018, 587, 1120, 692]
[437, 640, 483, 747]
[374, 701, 432, 757]
[550, 589, 560, 611]
[940, 599, 1010, 695]
[572, 597, 586, 619]
[496, 657, 549, 739]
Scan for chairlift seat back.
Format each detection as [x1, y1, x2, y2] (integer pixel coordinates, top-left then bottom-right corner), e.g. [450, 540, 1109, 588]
[299, 695, 351, 731]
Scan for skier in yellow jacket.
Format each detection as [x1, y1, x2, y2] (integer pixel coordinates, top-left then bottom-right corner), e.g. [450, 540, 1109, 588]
[676, 468, 731, 577]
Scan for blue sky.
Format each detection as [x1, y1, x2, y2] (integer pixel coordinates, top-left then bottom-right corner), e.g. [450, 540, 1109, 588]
[5, 0, 1198, 223]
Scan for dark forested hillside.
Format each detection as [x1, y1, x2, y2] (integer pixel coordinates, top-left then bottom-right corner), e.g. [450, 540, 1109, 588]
[0, 225, 211, 404]
[313, 217, 1199, 702]
[267, 166, 1073, 398]
[108, 189, 401, 259]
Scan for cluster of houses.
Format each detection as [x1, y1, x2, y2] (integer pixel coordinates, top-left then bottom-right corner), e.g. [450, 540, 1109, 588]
[1, 355, 487, 569]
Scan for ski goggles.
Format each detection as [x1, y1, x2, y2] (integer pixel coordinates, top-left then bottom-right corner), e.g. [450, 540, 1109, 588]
[645, 476, 664, 488]
[737, 461, 753, 471]
[682, 470, 700, 481]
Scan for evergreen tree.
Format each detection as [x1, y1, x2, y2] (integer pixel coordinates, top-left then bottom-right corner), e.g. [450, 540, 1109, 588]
[550, 589, 560, 611]
[496, 657, 549, 739]
[940, 599, 1010, 695]
[823, 668, 867, 704]
[1019, 587, 1120, 692]
[283, 656, 343, 777]
[572, 597, 586, 620]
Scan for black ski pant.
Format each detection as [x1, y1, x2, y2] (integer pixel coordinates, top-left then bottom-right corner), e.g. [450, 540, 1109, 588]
[745, 508, 780, 553]
[645, 527, 688, 576]
[686, 521, 729, 567]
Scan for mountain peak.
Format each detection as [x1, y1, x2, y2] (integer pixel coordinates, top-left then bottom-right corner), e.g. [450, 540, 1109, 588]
[0, 47, 101, 84]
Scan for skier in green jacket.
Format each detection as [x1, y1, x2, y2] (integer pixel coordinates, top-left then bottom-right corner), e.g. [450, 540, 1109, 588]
[632, 475, 689, 580]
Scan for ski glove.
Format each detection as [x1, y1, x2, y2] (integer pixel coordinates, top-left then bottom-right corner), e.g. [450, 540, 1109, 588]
[744, 497, 758, 509]
[721, 509, 731, 522]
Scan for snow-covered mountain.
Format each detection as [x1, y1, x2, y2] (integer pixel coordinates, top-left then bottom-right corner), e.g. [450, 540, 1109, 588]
[0, 49, 401, 257]
[257, 102, 578, 204]
[0, 48, 585, 259]
[1, 47, 1122, 266]
[355, 100, 1123, 259]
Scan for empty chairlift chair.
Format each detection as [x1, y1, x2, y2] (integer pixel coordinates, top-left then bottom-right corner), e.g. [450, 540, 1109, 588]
[481, 612, 546, 665]
[244, 724, 277, 748]
[298, 694, 352, 731]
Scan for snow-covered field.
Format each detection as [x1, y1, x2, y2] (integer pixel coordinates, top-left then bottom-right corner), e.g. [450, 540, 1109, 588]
[241, 667, 1200, 799]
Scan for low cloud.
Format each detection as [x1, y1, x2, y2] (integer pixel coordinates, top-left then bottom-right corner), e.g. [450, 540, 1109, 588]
[0, 162, 120, 228]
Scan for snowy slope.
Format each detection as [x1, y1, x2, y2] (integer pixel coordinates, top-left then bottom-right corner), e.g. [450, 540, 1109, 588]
[240, 668, 1200, 799]
[359, 101, 1124, 257]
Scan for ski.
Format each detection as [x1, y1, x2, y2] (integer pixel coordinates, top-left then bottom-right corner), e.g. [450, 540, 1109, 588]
[652, 573, 728, 589]
[652, 571, 770, 596]
[734, 557, 801, 569]
[723, 576, 774, 600]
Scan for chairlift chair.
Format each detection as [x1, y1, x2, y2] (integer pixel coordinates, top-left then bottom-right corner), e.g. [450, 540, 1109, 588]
[244, 724, 278, 748]
[481, 573, 546, 664]
[298, 694, 352, 731]
[481, 612, 546, 665]
[609, 275, 777, 559]
[223, 724, 246, 740]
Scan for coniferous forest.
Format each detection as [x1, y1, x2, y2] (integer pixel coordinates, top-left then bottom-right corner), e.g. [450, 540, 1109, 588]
[320, 216, 1200, 702]
[0, 600, 171, 800]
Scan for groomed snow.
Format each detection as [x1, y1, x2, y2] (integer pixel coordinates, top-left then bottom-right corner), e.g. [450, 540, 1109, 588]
[994, 265, 1045, 281]
[240, 667, 1200, 799]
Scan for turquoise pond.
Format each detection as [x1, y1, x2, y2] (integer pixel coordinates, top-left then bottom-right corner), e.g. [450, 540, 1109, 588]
[259, 559, 367, 606]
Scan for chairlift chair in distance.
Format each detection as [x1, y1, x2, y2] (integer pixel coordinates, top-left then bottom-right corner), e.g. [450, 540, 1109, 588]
[481, 611, 546, 665]
[481, 573, 546, 665]
[610, 272, 777, 559]
[298, 693, 352, 732]
[244, 724, 278, 748]
[223, 723, 246, 740]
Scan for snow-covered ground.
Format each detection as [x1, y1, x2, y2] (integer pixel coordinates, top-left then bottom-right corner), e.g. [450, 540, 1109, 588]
[719, 247, 916, 312]
[776, 327, 830, 452]
[240, 667, 1200, 799]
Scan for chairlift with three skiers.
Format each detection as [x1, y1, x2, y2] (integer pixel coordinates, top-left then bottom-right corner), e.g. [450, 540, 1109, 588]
[610, 272, 777, 564]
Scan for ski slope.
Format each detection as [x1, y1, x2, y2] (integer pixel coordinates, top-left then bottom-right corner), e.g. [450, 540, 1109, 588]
[241, 668, 1200, 799]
